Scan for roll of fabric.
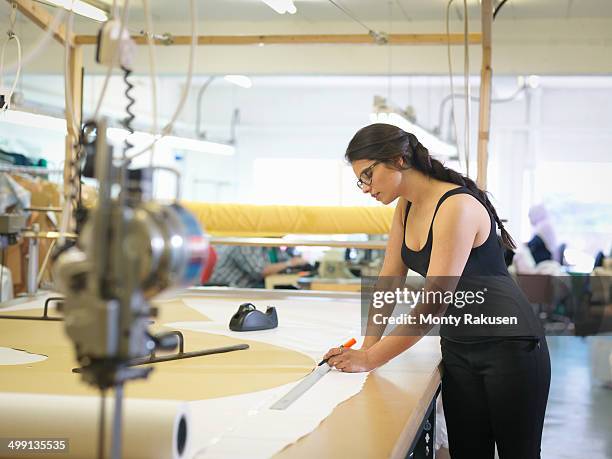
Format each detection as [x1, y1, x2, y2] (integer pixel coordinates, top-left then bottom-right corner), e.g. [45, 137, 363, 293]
[0, 393, 190, 459]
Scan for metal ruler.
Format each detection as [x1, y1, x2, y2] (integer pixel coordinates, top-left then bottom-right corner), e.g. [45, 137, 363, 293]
[270, 363, 331, 410]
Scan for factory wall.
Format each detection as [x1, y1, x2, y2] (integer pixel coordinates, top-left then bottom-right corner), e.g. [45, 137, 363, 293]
[3, 74, 611, 255]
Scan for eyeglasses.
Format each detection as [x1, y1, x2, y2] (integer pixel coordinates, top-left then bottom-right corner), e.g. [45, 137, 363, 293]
[356, 160, 382, 190]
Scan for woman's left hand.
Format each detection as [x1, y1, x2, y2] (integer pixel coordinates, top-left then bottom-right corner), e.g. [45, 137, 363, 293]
[325, 347, 374, 373]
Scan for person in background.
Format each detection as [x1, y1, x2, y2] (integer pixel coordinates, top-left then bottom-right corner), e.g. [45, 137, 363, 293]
[208, 245, 307, 288]
[527, 203, 560, 263]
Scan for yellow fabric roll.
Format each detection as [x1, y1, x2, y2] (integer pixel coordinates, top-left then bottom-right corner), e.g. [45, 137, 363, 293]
[181, 202, 395, 237]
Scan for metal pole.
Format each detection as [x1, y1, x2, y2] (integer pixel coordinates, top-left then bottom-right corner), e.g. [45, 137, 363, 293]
[111, 383, 124, 459]
[26, 223, 39, 294]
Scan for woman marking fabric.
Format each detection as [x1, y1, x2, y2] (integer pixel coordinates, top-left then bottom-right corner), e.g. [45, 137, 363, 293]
[323, 124, 551, 459]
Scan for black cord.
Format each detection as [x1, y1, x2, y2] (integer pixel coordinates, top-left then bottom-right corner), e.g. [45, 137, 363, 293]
[121, 66, 136, 153]
[493, 0, 509, 20]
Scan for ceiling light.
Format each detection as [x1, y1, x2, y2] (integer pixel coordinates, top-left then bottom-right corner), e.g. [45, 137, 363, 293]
[224, 75, 253, 89]
[371, 96, 458, 158]
[43, 0, 108, 22]
[260, 0, 297, 15]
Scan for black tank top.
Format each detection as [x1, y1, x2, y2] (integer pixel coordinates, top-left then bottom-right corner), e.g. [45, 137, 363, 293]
[401, 186, 544, 342]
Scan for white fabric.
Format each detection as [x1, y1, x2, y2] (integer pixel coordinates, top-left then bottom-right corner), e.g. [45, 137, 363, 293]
[173, 295, 369, 458]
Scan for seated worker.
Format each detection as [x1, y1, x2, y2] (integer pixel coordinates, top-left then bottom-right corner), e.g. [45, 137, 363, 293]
[527, 203, 560, 263]
[208, 245, 307, 288]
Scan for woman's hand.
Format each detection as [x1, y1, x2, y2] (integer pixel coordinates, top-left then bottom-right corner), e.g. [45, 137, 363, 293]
[323, 347, 375, 373]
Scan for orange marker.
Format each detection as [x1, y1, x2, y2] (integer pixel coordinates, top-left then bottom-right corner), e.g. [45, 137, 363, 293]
[317, 338, 357, 366]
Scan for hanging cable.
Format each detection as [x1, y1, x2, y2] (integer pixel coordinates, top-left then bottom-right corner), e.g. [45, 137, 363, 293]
[123, 0, 198, 164]
[2, 8, 65, 75]
[0, 2, 22, 111]
[195, 76, 215, 139]
[445, 0, 460, 163]
[92, 0, 131, 122]
[463, 0, 471, 177]
[386, 0, 392, 103]
[437, 83, 526, 139]
[141, 0, 158, 167]
[121, 66, 136, 153]
[58, 7, 78, 246]
[159, 0, 197, 137]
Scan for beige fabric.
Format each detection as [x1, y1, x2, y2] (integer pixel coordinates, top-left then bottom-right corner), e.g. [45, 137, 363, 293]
[0, 299, 313, 400]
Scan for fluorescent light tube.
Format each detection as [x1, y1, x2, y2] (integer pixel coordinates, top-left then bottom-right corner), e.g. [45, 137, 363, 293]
[370, 112, 458, 158]
[0, 109, 67, 133]
[224, 75, 253, 89]
[108, 128, 235, 156]
[44, 0, 108, 22]
[160, 135, 235, 156]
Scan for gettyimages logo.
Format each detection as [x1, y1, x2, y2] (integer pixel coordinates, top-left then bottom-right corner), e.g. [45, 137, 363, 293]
[372, 287, 487, 309]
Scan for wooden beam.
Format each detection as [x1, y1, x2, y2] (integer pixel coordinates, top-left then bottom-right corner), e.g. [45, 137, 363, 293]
[477, 0, 493, 190]
[9, 0, 74, 46]
[74, 33, 482, 46]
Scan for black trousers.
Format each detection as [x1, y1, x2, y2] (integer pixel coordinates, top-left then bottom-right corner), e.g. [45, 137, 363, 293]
[440, 337, 551, 459]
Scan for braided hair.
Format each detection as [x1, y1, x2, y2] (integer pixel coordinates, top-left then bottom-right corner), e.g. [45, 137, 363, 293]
[346, 123, 516, 250]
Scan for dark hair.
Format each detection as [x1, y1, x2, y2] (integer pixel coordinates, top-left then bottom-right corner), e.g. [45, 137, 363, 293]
[346, 123, 516, 250]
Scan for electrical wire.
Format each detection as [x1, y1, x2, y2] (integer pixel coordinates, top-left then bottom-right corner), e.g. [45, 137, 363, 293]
[92, 0, 131, 122]
[121, 65, 136, 153]
[462, 0, 471, 177]
[327, 0, 374, 34]
[0, 3, 22, 111]
[445, 0, 460, 163]
[445, 0, 471, 176]
[493, 0, 510, 20]
[59, 7, 79, 246]
[437, 83, 526, 140]
[195, 76, 215, 139]
[123, 0, 198, 164]
[1, 8, 65, 74]
[159, 0, 197, 136]
[141, 0, 158, 167]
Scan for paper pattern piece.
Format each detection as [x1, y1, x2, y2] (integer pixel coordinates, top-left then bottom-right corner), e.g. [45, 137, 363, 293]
[0, 346, 47, 365]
